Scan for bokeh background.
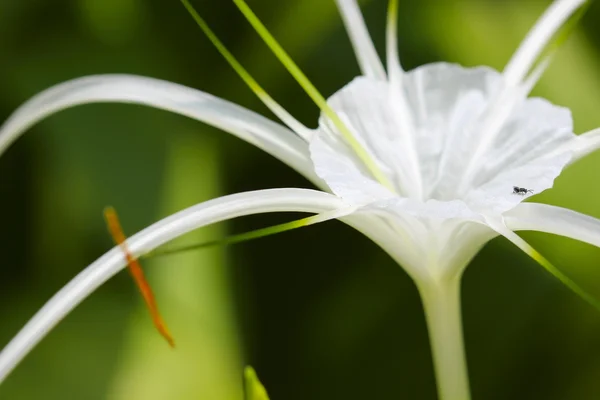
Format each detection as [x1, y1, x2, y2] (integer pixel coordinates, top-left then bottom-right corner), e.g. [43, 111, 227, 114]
[1, 0, 600, 399]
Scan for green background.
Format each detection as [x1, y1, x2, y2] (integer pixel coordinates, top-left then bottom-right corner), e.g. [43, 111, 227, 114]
[1, 0, 600, 399]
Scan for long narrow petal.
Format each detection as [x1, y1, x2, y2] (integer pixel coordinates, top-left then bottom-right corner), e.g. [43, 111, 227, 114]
[543, 127, 600, 165]
[504, 202, 600, 248]
[487, 214, 600, 311]
[385, 0, 403, 79]
[0, 74, 319, 184]
[569, 127, 600, 162]
[503, 0, 587, 87]
[0, 188, 348, 383]
[334, 0, 386, 80]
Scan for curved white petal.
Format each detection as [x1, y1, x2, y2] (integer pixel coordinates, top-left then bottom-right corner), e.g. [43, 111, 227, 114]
[489, 211, 600, 311]
[503, 0, 587, 87]
[504, 202, 600, 247]
[0, 186, 434, 383]
[0, 188, 348, 383]
[334, 0, 386, 80]
[0, 74, 319, 184]
[568, 127, 600, 162]
[546, 127, 600, 164]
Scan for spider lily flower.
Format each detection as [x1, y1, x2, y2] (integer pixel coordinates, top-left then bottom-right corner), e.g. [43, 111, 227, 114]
[0, 0, 598, 399]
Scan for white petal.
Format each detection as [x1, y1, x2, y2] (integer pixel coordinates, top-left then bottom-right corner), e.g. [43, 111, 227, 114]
[504, 202, 600, 247]
[571, 128, 600, 162]
[488, 212, 600, 310]
[386, 0, 403, 78]
[310, 126, 396, 205]
[385, 0, 423, 199]
[546, 127, 600, 164]
[461, 55, 553, 187]
[310, 77, 401, 202]
[404, 64, 573, 211]
[310, 62, 575, 217]
[503, 0, 587, 87]
[402, 64, 573, 209]
[460, 0, 586, 185]
[0, 188, 347, 383]
[334, 0, 386, 80]
[311, 74, 430, 201]
[370, 198, 480, 220]
[404, 63, 503, 199]
[463, 97, 574, 213]
[0, 74, 319, 184]
[307, 65, 491, 201]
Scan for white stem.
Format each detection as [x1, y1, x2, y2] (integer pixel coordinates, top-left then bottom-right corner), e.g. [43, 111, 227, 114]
[417, 275, 471, 400]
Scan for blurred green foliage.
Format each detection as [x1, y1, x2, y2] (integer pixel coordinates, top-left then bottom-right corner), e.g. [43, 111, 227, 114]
[1, 0, 600, 399]
[244, 367, 270, 400]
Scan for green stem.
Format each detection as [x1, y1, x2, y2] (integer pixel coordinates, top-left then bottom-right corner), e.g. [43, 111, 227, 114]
[417, 275, 471, 400]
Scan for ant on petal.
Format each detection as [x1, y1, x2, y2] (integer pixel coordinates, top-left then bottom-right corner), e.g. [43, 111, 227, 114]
[512, 186, 534, 196]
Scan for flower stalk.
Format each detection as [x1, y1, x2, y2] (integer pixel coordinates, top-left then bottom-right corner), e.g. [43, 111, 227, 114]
[417, 274, 470, 400]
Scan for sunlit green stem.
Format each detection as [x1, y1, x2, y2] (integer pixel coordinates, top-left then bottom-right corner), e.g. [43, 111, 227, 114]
[417, 274, 471, 400]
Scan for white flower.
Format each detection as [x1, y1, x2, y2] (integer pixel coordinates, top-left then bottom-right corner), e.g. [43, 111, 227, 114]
[0, 0, 599, 399]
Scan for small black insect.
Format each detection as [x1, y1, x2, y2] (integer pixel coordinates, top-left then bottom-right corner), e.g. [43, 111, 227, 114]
[513, 186, 534, 196]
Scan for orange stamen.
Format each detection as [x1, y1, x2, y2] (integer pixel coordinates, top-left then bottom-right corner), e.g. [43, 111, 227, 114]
[103, 206, 175, 348]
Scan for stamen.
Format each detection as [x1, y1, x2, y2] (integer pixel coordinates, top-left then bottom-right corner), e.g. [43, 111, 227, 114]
[488, 217, 600, 312]
[103, 207, 175, 347]
[180, 0, 312, 140]
[145, 207, 357, 259]
[512, 233, 600, 311]
[233, 0, 395, 192]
